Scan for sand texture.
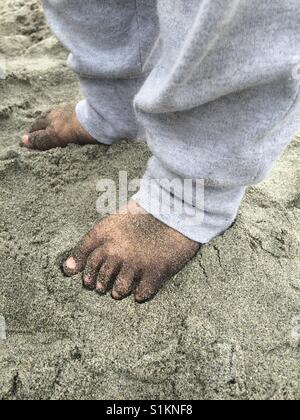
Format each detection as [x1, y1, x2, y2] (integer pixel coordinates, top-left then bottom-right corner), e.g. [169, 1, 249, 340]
[0, 0, 299, 400]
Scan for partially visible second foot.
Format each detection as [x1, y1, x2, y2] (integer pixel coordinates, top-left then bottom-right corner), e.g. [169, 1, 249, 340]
[63, 201, 200, 303]
[21, 104, 97, 151]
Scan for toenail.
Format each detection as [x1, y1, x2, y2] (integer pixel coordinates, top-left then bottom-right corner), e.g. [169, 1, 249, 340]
[96, 285, 106, 294]
[135, 294, 149, 303]
[84, 276, 93, 285]
[65, 257, 77, 271]
[22, 135, 30, 146]
[111, 290, 121, 300]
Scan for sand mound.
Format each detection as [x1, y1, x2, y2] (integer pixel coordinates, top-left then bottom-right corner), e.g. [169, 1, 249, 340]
[0, 0, 299, 400]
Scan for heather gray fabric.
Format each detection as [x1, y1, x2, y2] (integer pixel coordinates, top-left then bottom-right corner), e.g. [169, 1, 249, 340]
[42, 0, 159, 143]
[42, 0, 300, 243]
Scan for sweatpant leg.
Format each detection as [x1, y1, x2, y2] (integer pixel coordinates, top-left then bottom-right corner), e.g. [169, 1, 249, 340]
[133, 0, 300, 243]
[41, 0, 158, 144]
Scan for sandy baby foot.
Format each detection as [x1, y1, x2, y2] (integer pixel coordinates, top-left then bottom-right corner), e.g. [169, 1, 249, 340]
[63, 201, 200, 303]
[21, 104, 97, 151]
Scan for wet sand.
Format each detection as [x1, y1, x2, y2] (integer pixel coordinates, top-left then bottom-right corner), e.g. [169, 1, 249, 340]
[0, 0, 299, 400]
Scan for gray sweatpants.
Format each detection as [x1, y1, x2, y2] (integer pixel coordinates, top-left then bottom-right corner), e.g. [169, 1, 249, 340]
[42, 0, 300, 243]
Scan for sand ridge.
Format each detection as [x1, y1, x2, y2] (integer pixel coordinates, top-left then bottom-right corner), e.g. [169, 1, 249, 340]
[0, 0, 299, 400]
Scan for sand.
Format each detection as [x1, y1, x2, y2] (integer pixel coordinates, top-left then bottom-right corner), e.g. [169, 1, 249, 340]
[0, 0, 299, 401]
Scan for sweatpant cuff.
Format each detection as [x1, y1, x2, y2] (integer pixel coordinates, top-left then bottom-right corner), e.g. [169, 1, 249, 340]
[76, 101, 115, 145]
[132, 171, 246, 244]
